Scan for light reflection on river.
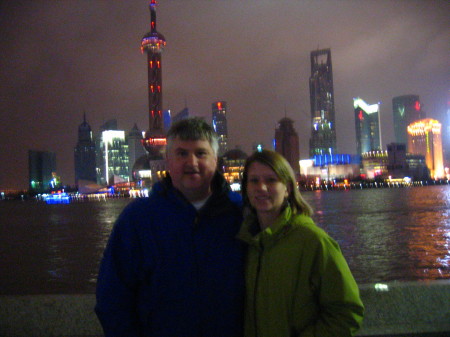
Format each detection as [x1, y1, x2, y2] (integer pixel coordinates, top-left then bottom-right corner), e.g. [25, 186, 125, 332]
[0, 185, 449, 295]
[303, 185, 450, 283]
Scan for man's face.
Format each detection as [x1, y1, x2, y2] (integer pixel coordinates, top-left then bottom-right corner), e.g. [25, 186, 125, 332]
[166, 137, 218, 202]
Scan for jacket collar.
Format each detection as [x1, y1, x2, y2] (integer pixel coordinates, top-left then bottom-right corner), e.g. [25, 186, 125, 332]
[238, 206, 293, 248]
[238, 206, 315, 248]
[153, 171, 240, 216]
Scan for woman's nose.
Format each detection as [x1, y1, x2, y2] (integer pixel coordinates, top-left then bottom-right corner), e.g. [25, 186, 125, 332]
[257, 181, 267, 191]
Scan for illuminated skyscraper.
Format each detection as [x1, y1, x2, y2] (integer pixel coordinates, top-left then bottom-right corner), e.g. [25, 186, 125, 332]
[141, 0, 167, 158]
[74, 113, 96, 185]
[275, 117, 300, 175]
[309, 48, 336, 157]
[393, 95, 425, 145]
[407, 119, 444, 179]
[97, 130, 129, 185]
[354, 98, 381, 155]
[212, 101, 228, 156]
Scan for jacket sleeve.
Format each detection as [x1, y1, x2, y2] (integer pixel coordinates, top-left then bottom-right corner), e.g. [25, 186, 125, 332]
[95, 204, 144, 336]
[300, 234, 364, 337]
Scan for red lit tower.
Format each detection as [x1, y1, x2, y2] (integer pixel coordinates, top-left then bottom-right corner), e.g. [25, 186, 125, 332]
[141, 0, 167, 158]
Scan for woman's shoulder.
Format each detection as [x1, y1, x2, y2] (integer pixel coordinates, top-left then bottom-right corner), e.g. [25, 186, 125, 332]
[289, 213, 331, 241]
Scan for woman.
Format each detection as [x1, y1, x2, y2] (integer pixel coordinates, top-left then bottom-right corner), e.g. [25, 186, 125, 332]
[238, 150, 364, 337]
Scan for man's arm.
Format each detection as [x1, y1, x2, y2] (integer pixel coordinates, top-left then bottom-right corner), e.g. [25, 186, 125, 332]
[95, 206, 143, 336]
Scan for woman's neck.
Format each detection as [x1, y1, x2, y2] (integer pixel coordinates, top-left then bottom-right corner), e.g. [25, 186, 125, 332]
[257, 212, 279, 231]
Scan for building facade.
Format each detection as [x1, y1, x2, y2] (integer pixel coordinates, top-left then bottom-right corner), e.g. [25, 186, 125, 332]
[309, 48, 337, 156]
[274, 117, 300, 175]
[172, 106, 190, 124]
[29, 150, 56, 193]
[354, 98, 381, 155]
[407, 119, 444, 179]
[74, 114, 96, 185]
[128, 124, 146, 179]
[221, 148, 248, 186]
[212, 101, 228, 157]
[96, 130, 129, 186]
[392, 95, 425, 145]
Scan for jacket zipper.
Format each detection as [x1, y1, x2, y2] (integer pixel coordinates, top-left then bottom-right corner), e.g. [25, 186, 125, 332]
[253, 244, 263, 337]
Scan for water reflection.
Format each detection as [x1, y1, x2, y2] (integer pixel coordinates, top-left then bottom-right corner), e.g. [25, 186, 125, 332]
[303, 185, 450, 283]
[1, 186, 449, 295]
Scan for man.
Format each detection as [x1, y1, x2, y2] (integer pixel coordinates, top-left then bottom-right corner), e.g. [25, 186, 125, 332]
[95, 117, 245, 336]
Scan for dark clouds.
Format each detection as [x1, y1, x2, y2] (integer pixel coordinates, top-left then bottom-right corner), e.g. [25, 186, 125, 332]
[0, 0, 449, 189]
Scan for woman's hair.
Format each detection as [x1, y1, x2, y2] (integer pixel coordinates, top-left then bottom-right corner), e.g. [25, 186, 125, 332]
[242, 149, 313, 216]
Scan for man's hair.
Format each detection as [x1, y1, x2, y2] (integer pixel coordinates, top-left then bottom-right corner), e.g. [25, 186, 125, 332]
[242, 149, 313, 216]
[166, 117, 219, 156]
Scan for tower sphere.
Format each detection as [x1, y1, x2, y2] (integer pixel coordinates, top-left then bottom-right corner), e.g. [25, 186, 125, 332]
[141, 31, 166, 54]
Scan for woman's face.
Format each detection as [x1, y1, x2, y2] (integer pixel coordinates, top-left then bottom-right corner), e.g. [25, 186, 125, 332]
[246, 161, 289, 217]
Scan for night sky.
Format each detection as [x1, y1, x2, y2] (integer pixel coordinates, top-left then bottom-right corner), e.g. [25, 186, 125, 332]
[0, 0, 448, 190]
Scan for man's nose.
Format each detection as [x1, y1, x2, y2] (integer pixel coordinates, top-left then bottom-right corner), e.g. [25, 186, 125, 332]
[185, 153, 198, 166]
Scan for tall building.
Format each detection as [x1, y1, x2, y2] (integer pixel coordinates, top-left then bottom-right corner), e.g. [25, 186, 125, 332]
[354, 98, 381, 155]
[29, 150, 56, 193]
[309, 48, 337, 157]
[393, 95, 425, 145]
[74, 113, 96, 185]
[212, 101, 228, 156]
[173, 106, 190, 124]
[128, 124, 146, 179]
[97, 129, 129, 186]
[407, 119, 444, 179]
[274, 117, 300, 175]
[141, 0, 167, 159]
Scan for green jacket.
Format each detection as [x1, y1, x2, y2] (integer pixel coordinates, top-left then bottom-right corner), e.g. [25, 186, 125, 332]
[237, 206, 364, 337]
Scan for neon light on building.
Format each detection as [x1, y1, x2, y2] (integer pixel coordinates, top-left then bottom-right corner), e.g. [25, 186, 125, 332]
[407, 119, 444, 179]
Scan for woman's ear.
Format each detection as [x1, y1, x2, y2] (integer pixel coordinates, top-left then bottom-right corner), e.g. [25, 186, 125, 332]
[285, 183, 292, 197]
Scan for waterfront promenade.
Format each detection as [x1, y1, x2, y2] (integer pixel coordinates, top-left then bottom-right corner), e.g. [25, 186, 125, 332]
[1, 280, 449, 336]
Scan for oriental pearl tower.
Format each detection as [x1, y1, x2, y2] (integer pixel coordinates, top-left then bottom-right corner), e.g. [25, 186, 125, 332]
[141, 0, 166, 159]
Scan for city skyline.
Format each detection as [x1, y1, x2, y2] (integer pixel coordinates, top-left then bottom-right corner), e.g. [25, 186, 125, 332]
[0, 0, 448, 189]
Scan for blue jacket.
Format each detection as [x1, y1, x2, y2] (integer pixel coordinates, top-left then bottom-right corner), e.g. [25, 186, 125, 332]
[95, 173, 245, 336]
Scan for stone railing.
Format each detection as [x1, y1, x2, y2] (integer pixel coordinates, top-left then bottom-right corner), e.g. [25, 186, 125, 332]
[1, 280, 449, 336]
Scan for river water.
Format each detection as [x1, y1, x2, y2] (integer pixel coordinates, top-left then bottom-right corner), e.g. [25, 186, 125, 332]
[1, 185, 449, 295]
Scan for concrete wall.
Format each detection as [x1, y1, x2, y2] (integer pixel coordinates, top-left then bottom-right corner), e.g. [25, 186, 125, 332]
[1, 280, 449, 336]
